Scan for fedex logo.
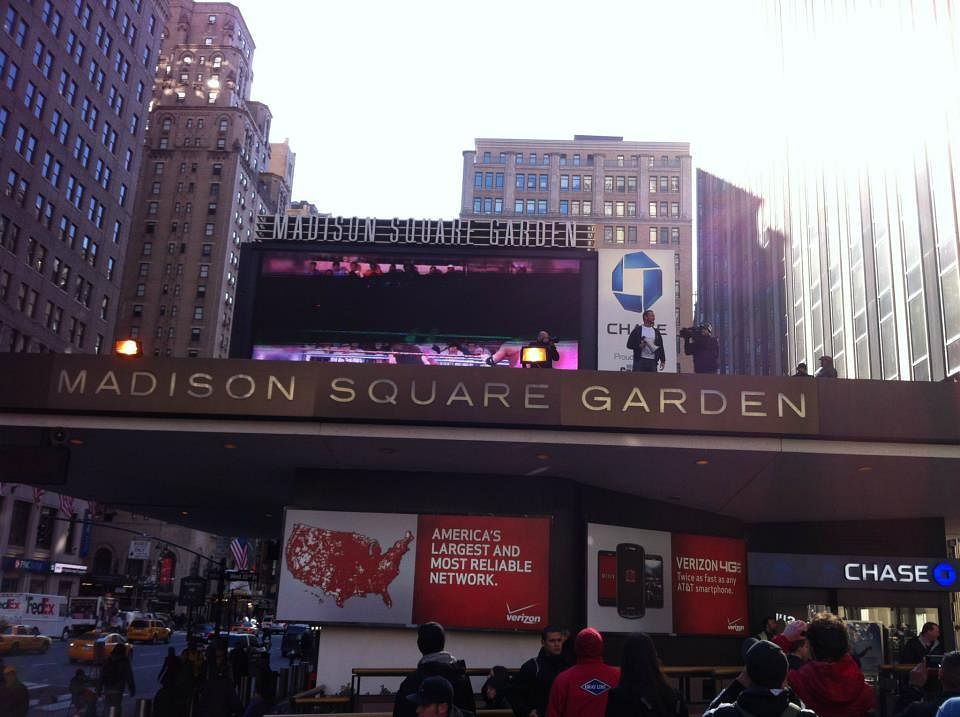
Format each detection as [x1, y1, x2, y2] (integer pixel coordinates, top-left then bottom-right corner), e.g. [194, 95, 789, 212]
[0, 598, 21, 610]
[25, 596, 56, 615]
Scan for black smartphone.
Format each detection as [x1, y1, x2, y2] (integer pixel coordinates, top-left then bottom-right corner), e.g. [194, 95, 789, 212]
[644, 554, 663, 609]
[616, 542, 645, 619]
[597, 550, 617, 606]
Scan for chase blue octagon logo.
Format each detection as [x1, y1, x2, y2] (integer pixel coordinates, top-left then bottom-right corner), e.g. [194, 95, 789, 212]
[933, 562, 957, 587]
[611, 251, 663, 313]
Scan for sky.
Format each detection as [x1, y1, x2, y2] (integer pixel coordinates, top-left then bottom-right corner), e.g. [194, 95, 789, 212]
[228, 0, 776, 218]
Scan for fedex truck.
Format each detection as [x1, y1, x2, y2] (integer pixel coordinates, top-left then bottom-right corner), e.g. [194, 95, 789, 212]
[0, 593, 77, 639]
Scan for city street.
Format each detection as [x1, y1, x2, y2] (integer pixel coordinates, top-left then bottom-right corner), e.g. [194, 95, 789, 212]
[1, 631, 286, 715]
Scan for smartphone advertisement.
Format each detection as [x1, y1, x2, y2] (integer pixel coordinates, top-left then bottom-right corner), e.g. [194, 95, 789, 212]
[587, 525, 673, 633]
[587, 524, 748, 635]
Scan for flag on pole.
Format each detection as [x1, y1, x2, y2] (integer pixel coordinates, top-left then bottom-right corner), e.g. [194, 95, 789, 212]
[33, 487, 45, 505]
[59, 494, 75, 516]
[230, 537, 249, 571]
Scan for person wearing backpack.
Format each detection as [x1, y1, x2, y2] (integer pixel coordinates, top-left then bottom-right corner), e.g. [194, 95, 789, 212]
[605, 632, 687, 717]
[394, 622, 476, 717]
[702, 640, 817, 717]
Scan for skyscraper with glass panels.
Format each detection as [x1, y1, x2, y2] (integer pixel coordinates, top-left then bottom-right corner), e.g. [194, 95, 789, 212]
[699, 0, 959, 380]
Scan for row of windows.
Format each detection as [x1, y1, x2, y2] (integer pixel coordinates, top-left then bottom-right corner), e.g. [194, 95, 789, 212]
[600, 226, 682, 245]
[471, 197, 681, 219]
[479, 151, 682, 169]
[475, 171, 681, 195]
[0, 272, 93, 347]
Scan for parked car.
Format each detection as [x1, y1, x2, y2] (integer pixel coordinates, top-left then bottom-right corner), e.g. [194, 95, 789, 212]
[68, 631, 132, 664]
[126, 618, 172, 644]
[280, 623, 310, 658]
[0, 625, 52, 654]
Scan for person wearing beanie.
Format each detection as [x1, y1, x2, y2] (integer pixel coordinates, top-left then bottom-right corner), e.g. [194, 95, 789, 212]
[703, 641, 816, 717]
[407, 676, 473, 717]
[788, 613, 874, 717]
[546, 628, 620, 717]
[394, 623, 476, 717]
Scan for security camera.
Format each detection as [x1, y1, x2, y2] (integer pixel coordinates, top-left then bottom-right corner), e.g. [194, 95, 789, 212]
[49, 428, 68, 446]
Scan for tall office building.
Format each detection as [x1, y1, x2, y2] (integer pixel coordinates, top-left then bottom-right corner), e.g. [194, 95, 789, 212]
[0, 0, 169, 354]
[696, 170, 787, 376]
[460, 136, 694, 369]
[115, 0, 290, 358]
[702, 1, 959, 381]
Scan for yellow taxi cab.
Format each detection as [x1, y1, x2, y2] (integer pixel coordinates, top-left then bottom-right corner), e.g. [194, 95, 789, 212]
[229, 623, 257, 635]
[67, 631, 132, 663]
[0, 625, 52, 654]
[126, 618, 171, 644]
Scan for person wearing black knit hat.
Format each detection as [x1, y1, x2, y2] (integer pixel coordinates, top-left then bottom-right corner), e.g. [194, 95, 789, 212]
[393, 623, 476, 717]
[703, 641, 817, 717]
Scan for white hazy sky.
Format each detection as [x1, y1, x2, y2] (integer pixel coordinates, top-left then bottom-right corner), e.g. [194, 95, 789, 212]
[229, 0, 776, 218]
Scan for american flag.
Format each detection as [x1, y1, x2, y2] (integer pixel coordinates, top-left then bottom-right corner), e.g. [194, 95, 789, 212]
[33, 487, 45, 505]
[230, 537, 249, 571]
[59, 494, 75, 517]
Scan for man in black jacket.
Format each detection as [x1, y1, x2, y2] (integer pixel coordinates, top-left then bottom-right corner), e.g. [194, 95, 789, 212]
[683, 323, 719, 374]
[511, 626, 572, 717]
[895, 650, 960, 717]
[394, 623, 476, 717]
[408, 676, 474, 717]
[627, 310, 665, 372]
[703, 640, 816, 717]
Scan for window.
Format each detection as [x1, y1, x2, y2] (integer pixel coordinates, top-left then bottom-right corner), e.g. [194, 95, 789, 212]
[483, 198, 492, 214]
[193, 306, 203, 320]
[583, 200, 592, 215]
[616, 176, 625, 192]
[649, 176, 657, 193]
[649, 227, 658, 245]
[484, 172, 493, 189]
[482, 151, 491, 163]
[494, 198, 502, 214]
[649, 202, 657, 217]
[560, 175, 569, 191]
[671, 227, 680, 243]
[670, 176, 680, 192]
[660, 201, 668, 217]
[583, 175, 592, 191]
[559, 200, 569, 215]
[539, 174, 548, 191]
[627, 202, 636, 216]
[604, 176, 614, 191]
[572, 175, 581, 192]
[537, 200, 547, 215]
[604, 201, 613, 217]
[474, 172, 481, 188]
[514, 200, 523, 213]
[603, 226, 613, 243]
[660, 176, 668, 192]
[495, 172, 504, 189]
[515, 153, 523, 165]
[671, 202, 680, 218]
[527, 174, 536, 190]
[472, 198, 481, 213]
[526, 200, 535, 215]
[628, 176, 637, 192]
[529, 153, 536, 165]
[199, 264, 209, 279]
[515, 173, 524, 190]
[615, 201, 625, 217]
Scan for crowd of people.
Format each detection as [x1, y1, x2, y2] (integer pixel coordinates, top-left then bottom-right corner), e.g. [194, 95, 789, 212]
[389, 614, 959, 717]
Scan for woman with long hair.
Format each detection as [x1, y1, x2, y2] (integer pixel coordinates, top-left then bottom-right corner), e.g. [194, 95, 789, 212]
[605, 633, 687, 717]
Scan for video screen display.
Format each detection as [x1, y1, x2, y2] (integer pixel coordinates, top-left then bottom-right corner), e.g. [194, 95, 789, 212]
[249, 251, 583, 369]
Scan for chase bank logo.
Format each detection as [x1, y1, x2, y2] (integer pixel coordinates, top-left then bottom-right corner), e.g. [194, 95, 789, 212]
[611, 251, 663, 313]
[933, 562, 957, 587]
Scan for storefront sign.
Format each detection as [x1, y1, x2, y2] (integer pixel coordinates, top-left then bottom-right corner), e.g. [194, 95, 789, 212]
[586, 524, 747, 635]
[178, 577, 207, 607]
[259, 216, 595, 249]
[1, 557, 51, 573]
[278, 509, 550, 631]
[748, 552, 960, 591]
[52, 562, 87, 574]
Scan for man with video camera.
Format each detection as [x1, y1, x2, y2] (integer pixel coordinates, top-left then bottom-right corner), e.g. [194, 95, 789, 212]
[681, 323, 720, 374]
[522, 331, 560, 368]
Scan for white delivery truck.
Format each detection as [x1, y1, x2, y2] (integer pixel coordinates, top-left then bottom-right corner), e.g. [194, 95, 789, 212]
[0, 593, 79, 639]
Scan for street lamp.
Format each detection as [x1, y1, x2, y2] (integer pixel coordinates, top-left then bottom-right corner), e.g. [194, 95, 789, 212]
[113, 339, 142, 357]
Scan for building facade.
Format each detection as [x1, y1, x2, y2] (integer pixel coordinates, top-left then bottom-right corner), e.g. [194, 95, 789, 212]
[696, 170, 787, 376]
[460, 136, 694, 370]
[115, 0, 289, 358]
[0, 0, 170, 354]
[0, 484, 94, 596]
[703, 1, 960, 381]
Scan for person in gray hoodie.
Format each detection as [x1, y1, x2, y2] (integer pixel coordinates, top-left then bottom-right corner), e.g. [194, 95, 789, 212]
[394, 623, 476, 717]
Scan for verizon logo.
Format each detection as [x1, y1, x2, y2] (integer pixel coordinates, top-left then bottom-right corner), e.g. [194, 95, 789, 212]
[727, 617, 745, 632]
[505, 603, 541, 625]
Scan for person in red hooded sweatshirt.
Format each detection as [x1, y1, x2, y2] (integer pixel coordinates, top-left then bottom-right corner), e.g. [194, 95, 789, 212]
[547, 628, 620, 717]
[787, 612, 875, 717]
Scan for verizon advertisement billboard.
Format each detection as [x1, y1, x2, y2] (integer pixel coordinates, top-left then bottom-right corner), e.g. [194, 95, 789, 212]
[279, 509, 550, 631]
[587, 523, 746, 635]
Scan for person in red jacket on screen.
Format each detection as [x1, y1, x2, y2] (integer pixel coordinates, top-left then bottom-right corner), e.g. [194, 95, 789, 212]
[546, 628, 620, 717]
[787, 612, 875, 717]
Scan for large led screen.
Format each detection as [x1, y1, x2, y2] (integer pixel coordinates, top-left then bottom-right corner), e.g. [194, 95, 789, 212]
[247, 251, 583, 369]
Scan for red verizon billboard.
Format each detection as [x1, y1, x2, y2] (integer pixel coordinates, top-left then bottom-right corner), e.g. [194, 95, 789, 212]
[278, 509, 550, 631]
[671, 533, 747, 635]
